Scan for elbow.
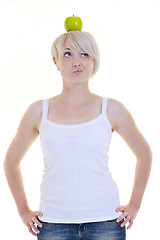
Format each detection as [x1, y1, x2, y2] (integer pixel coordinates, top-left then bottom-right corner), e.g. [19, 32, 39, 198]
[148, 147, 153, 167]
[3, 158, 9, 178]
[137, 145, 152, 166]
[145, 147, 152, 169]
[146, 145, 152, 163]
[3, 155, 20, 176]
[3, 156, 8, 173]
[3, 157, 11, 176]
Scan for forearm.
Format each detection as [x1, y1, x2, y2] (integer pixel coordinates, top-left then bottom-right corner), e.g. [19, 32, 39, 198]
[4, 160, 30, 217]
[129, 151, 152, 210]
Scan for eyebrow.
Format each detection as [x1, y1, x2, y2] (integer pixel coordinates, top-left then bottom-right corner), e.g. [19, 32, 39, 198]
[64, 47, 71, 50]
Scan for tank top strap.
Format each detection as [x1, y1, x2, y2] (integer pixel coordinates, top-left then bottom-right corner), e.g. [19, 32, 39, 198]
[42, 99, 49, 120]
[102, 97, 112, 132]
[102, 97, 108, 115]
[39, 99, 49, 132]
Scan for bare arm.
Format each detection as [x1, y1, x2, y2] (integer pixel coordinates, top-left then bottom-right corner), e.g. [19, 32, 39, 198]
[107, 98, 152, 229]
[4, 100, 43, 236]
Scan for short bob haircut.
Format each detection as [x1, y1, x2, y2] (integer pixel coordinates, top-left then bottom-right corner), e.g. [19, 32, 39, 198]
[51, 31, 100, 77]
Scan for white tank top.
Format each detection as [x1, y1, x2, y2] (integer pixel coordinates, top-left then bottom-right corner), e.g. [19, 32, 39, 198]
[38, 97, 121, 223]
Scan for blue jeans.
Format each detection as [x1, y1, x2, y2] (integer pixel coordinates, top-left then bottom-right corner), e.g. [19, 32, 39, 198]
[37, 218, 126, 240]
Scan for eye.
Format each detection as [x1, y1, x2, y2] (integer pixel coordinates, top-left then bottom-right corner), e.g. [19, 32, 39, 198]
[81, 53, 89, 58]
[64, 52, 72, 57]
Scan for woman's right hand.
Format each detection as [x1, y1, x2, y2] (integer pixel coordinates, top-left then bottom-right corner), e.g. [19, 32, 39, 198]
[20, 209, 43, 236]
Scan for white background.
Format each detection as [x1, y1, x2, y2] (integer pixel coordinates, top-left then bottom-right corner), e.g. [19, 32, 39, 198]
[0, 0, 160, 239]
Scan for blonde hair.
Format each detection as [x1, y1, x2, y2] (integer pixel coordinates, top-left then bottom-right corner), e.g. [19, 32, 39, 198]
[51, 31, 100, 77]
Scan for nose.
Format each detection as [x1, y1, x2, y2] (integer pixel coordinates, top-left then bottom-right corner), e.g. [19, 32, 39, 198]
[72, 61, 81, 67]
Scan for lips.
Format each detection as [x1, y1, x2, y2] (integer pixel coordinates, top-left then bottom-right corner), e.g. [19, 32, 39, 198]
[73, 70, 83, 73]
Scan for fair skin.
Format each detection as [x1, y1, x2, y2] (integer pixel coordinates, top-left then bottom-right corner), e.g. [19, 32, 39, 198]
[4, 39, 152, 236]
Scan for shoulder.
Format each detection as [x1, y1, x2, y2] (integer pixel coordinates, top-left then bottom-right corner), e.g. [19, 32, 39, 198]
[107, 98, 134, 131]
[25, 100, 43, 120]
[107, 98, 127, 114]
[22, 99, 44, 131]
[27, 99, 43, 114]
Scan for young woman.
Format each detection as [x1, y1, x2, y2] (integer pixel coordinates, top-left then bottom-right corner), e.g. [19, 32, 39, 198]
[4, 31, 152, 240]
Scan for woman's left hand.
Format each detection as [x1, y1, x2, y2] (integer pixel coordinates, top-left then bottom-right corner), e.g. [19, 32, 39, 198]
[116, 203, 139, 230]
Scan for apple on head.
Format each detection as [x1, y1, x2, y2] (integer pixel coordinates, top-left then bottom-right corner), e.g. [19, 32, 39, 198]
[64, 15, 83, 32]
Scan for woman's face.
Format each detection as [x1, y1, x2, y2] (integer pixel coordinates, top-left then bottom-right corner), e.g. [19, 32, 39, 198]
[56, 39, 94, 84]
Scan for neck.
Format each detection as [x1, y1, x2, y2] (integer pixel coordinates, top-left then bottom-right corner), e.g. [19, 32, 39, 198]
[58, 83, 94, 107]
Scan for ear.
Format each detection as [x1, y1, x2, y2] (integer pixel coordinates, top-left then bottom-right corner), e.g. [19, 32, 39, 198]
[53, 58, 60, 71]
[56, 63, 60, 71]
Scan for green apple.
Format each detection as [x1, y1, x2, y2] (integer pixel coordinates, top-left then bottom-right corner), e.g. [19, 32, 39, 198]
[64, 15, 83, 32]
